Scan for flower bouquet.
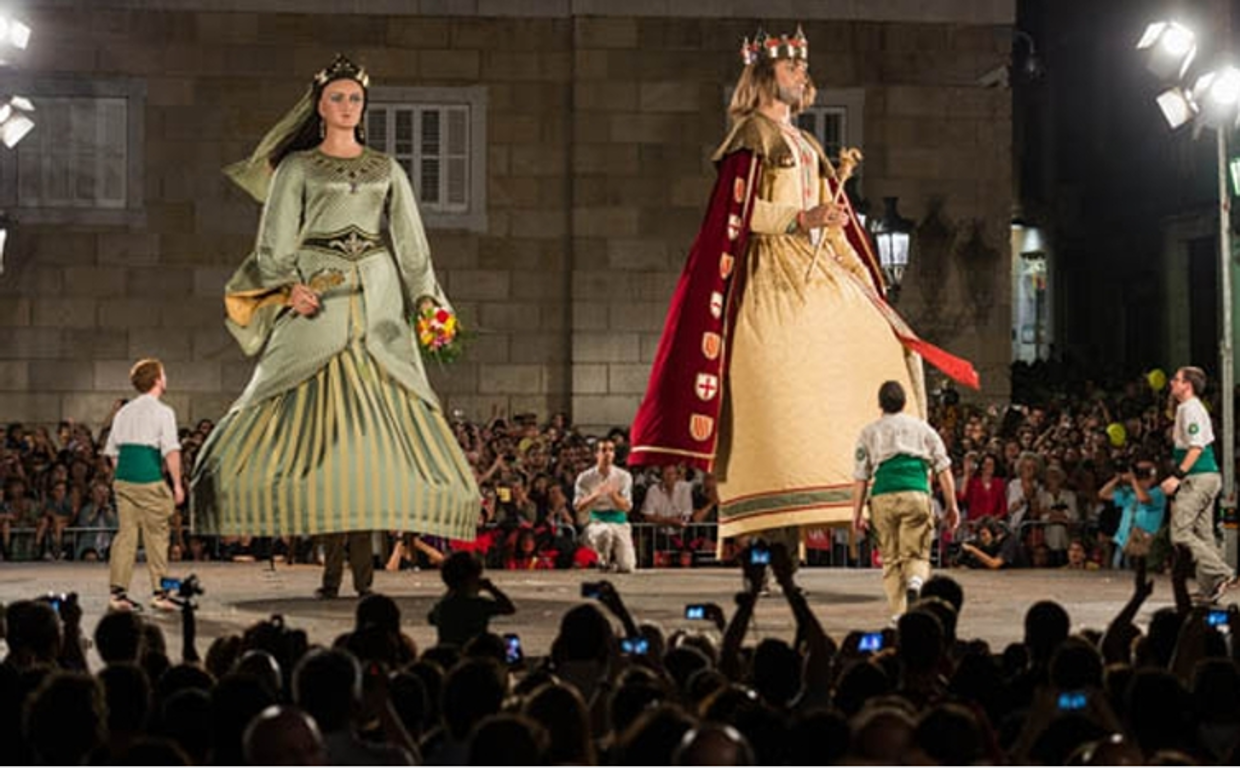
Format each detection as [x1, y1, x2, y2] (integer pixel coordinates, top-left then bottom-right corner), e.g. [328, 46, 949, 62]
[412, 300, 467, 364]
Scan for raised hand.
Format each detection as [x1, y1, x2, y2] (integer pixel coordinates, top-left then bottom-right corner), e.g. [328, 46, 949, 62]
[1132, 556, 1154, 603]
[770, 542, 796, 589]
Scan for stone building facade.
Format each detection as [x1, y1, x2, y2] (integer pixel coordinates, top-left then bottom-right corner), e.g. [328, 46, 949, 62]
[0, 0, 1014, 431]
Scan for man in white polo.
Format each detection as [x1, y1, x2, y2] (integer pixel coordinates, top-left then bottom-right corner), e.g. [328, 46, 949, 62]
[852, 380, 960, 620]
[104, 358, 183, 612]
[574, 438, 636, 573]
[1160, 366, 1237, 603]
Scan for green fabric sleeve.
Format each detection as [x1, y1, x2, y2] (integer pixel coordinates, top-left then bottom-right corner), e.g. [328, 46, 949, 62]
[387, 157, 451, 313]
[255, 157, 308, 287]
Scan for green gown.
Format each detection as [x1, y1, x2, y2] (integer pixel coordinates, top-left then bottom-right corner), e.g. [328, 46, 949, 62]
[190, 147, 480, 539]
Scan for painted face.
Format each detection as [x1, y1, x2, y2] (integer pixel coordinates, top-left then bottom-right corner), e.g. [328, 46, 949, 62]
[773, 58, 808, 106]
[318, 79, 365, 134]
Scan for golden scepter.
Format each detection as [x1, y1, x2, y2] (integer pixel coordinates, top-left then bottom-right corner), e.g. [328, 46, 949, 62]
[805, 146, 863, 280]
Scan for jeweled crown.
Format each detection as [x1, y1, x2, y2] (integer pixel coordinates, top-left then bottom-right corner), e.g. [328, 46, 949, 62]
[313, 53, 370, 89]
[740, 26, 809, 66]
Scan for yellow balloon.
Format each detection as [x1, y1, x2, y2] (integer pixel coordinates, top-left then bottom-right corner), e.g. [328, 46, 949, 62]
[1106, 422, 1127, 448]
[1147, 368, 1167, 391]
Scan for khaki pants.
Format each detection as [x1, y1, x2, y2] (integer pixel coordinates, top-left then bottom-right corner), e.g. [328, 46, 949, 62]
[584, 521, 636, 573]
[1170, 472, 1233, 593]
[321, 532, 375, 594]
[870, 490, 935, 616]
[110, 480, 175, 597]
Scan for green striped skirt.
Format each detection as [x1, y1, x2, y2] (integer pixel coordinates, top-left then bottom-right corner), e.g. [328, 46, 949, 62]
[190, 344, 480, 539]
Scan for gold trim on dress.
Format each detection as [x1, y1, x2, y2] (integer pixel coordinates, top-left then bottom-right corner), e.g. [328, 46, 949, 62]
[630, 444, 717, 461]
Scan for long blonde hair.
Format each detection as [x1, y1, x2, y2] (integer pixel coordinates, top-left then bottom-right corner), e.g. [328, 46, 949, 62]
[728, 60, 817, 123]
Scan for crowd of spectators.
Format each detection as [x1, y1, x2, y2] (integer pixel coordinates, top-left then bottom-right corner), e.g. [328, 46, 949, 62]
[925, 363, 1206, 572]
[3, 541, 1239, 765]
[0, 406, 724, 572]
[0, 361, 1226, 576]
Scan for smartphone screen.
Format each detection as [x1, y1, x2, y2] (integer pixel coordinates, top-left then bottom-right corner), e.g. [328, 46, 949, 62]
[749, 548, 770, 565]
[160, 577, 181, 593]
[580, 582, 601, 599]
[504, 633, 524, 665]
[685, 604, 707, 620]
[621, 637, 649, 655]
[857, 632, 884, 653]
[1057, 691, 1087, 710]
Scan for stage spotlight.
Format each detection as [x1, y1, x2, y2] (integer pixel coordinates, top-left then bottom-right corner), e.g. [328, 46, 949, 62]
[0, 14, 32, 50]
[1155, 86, 1197, 129]
[1137, 21, 1197, 82]
[1192, 67, 1240, 127]
[0, 95, 35, 148]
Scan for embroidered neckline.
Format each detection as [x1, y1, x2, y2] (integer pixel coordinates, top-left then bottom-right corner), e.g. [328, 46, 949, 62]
[314, 146, 368, 161]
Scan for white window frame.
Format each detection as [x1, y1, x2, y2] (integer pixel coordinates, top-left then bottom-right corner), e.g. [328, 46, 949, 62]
[799, 87, 866, 180]
[0, 75, 146, 227]
[365, 85, 487, 233]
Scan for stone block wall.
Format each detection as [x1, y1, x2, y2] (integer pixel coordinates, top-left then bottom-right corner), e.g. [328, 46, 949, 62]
[0, 1, 1013, 433]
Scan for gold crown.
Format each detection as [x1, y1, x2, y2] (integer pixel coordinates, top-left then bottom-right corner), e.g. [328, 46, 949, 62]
[740, 26, 809, 66]
[313, 53, 370, 89]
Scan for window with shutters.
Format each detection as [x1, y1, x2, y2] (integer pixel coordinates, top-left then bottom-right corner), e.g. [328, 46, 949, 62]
[17, 97, 128, 209]
[365, 86, 487, 233]
[0, 76, 146, 226]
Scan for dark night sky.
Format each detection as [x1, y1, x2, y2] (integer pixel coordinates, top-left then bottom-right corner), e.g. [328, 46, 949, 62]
[1021, 0, 1225, 375]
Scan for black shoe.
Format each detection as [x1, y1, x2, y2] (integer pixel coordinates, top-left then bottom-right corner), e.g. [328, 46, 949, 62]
[314, 587, 339, 600]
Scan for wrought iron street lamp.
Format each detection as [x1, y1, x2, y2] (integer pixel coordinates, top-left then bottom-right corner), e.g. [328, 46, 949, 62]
[868, 196, 913, 297]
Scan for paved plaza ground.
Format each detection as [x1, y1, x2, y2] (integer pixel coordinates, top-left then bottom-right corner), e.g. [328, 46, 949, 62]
[0, 561, 1173, 666]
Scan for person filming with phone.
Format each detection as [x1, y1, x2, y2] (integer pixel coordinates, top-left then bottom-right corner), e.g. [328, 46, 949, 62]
[428, 551, 516, 648]
[852, 381, 960, 621]
[573, 439, 636, 573]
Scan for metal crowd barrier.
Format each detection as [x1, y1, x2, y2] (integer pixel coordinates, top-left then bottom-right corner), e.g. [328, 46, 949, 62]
[1, 526, 118, 561]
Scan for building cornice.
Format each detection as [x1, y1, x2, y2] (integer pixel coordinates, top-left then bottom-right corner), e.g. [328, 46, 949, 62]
[26, 0, 1015, 25]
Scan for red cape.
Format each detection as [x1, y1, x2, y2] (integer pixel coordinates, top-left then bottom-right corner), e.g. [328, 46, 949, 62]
[628, 150, 760, 471]
[629, 151, 979, 471]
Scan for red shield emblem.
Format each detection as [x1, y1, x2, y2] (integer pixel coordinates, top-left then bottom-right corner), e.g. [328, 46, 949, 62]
[719, 253, 734, 279]
[689, 414, 715, 442]
[733, 177, 746, 204]
[709, 292, 723, 319]
[701, 332, 721, 360]
[727, 214, 741, 241]
[694, 373, 719, 402]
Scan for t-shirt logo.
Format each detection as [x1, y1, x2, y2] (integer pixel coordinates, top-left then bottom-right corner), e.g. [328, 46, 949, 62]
[855, 447, 867, 462]
[1189, 423, 1200, 435]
